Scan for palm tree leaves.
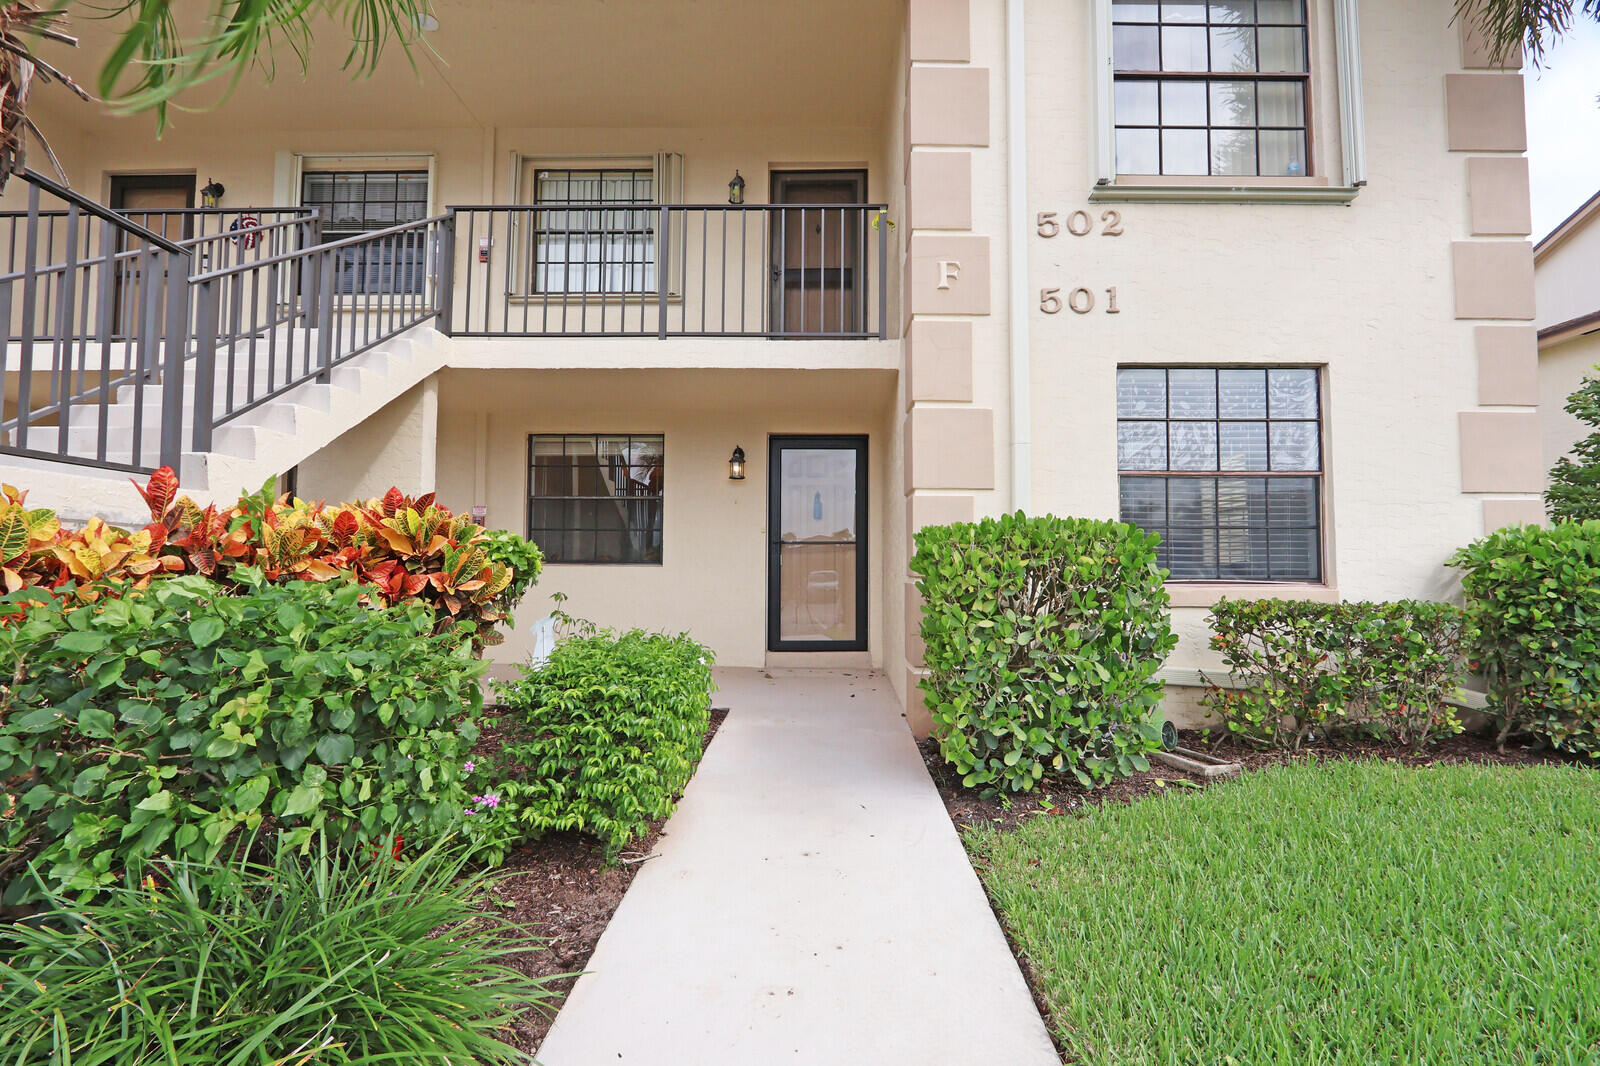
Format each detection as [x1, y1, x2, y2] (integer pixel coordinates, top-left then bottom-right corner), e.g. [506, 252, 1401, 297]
[1456, 0, 1600, 65]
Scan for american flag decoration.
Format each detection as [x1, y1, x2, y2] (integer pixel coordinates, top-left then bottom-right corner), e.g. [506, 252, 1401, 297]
[229, 213, 262, 249]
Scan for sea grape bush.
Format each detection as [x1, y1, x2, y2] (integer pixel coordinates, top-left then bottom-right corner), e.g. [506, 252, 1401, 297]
[1450, 521, 1600, 754]
[0, 468, 541, 646]
[1204, 599, 1465, 751]
[470, 630, 717, 860]
[0, 573, 485, 904]
[911, 513, 1177, 794]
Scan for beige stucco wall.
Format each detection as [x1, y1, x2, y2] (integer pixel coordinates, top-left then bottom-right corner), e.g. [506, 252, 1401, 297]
[1535, 212, 1600, 332]
[428, 367, 896, 675]
[1541, 334, 1599, 479]
[294, 380, 436, 503]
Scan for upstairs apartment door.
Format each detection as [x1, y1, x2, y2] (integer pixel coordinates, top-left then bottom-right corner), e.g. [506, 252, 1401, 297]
[769, 170, 865, 337]
[768, 436, 868, 652]
[109, 175, 195, 335]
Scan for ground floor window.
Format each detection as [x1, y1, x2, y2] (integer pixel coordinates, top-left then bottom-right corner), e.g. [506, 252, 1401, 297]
[527, 434, 664, 564]
[1116, 365, 1323, 582]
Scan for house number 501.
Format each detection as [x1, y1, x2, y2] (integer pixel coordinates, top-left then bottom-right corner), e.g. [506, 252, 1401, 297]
[1041, 287, 1121, 315]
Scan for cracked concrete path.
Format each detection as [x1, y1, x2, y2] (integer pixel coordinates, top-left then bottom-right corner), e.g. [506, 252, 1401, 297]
[534, 668, 1060, 1066]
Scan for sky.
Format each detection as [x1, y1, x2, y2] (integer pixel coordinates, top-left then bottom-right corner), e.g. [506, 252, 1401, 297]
[1524, 18, 1600, 240]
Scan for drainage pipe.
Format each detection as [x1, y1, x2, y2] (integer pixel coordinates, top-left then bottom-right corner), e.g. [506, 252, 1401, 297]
[1006, 0, 1032, 514]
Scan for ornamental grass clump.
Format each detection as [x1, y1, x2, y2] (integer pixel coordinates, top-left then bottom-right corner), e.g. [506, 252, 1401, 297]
[911, 512, 1177, 794]
[0, 837, 554, 1065]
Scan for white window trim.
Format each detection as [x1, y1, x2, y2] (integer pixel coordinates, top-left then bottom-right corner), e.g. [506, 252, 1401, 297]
[1088, 0, 1365, 203]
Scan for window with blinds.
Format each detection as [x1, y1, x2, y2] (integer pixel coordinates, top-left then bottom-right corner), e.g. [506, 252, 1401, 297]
[299, 169, 429, 295]
[531, 169, 657, 295]
[1117, 366, 1323, 582]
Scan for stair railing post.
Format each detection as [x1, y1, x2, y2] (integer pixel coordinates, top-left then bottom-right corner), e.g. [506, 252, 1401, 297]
[159, 249, 194, 469]
[657, 205, 670, 339]
[315, 247, 335, 382]
[435, 210, 456, 336]
[188, 273, 220, 456]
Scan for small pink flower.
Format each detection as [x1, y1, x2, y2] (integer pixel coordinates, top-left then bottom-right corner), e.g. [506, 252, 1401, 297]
[472, 793, 501, 809]
[463, 761, 476, 775]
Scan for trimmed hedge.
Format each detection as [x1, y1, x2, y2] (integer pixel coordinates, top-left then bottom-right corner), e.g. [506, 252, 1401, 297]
[475, 630, 717, 858]
[1450, 520, 1600, 754]
[912, 513, 1176, 794]
[1204, 599, 1464, 751]
[0, 572, 485, 904]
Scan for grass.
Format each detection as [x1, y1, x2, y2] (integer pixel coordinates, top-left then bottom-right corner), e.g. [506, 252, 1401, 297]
[966, 760, 1600, 1065]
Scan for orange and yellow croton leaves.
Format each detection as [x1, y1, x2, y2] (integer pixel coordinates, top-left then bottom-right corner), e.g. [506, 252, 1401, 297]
[1, 469, 519, 643]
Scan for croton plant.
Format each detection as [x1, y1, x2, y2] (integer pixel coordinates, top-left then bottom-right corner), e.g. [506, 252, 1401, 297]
[0, 468, 539, 646]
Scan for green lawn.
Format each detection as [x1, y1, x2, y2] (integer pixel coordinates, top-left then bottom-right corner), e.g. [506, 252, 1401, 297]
[967, 760, 1600, 1065]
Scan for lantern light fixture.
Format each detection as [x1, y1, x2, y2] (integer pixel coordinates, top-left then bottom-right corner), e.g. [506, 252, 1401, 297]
[200, 179, 225, 208]
[728, 171, 746, 205]
[728, 446, 746, 480]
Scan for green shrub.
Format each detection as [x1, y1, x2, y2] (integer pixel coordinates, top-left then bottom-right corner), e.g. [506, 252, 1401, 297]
[1450, 521, 1600, 753]
[911, 513, 1176, 794]
[1204, 599, 1465, 750]
[0, 837, 552, 1064]
[1546, 370, 1600, 522]
[481, 527, 545, 614]
[0, 572, 486, 904]
[481, 630, 716, 857]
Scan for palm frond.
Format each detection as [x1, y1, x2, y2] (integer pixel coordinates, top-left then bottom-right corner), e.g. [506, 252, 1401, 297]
[1455, 0, 1600, 66]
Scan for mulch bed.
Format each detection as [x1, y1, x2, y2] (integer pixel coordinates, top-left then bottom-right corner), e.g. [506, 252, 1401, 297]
[470, 706, 728, 1056]
[922, 727, 1589, 834]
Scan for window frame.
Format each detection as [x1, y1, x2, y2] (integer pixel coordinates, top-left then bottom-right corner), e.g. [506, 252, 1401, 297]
[1115, 364, 1329, 586]
[509, 154, 684, 299]
[293, 153, 436, 299]
[1089, 0, 1366, 201]
[525, 432, 666, 567]
[1109, 2, 1315, 181]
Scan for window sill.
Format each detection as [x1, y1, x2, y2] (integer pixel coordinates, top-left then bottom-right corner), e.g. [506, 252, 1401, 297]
[1165, 583, 1339, 608]
[1091, 182, 1361, 205]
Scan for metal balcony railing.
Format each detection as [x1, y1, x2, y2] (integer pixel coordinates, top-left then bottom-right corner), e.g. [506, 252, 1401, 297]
[442, 203, 888, 339]
[1, 173, 892, 475]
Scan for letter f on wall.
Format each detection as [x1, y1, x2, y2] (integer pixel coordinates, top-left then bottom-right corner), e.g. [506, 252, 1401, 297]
[936, 260, 962, 290]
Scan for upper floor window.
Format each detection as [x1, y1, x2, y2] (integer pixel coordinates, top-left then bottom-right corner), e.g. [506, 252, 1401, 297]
[1112, 1, 1310, 178]
[300, 167, 429, 295]
[531, 168, 657, 296]
[528, 434, 664, 564]
[1117, 366, 1324, 583]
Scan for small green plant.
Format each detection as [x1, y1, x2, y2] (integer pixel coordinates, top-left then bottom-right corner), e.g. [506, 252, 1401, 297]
[912, 513, 1177, 794]
[1204, 600, 1464, 751]
[478, 629, 717, 858]
[0, 573, 486, 904]
[480, 527, 545, 614]
[1450, 521, 1600, 753]
[0, 836, 553, 1064]
[1546, 369, 1600, 522]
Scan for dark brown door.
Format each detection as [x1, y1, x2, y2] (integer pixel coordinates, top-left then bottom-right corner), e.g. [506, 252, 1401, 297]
[769, 170, 864, 337]
[110, 175, 194, 335]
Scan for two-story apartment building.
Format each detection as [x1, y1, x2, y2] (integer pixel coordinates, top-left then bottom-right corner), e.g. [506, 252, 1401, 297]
[1535, 190, 1600, 482]
[0, 0, 1540, 732]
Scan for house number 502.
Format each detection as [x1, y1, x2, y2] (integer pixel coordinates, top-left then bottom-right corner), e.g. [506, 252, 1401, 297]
[1037, 210, 1124, 238]
[1041, 287, 1121, 315]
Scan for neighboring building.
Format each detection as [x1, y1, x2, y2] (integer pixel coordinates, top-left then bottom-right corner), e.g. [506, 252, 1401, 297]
[0, 0, 1541, 731]
[1535, 189, 1600, 487]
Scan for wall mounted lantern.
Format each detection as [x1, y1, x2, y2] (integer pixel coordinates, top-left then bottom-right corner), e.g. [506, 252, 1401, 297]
[200, 179, 225, 208]
[727, 171, 745, 205]
[728, 446, 746, 480]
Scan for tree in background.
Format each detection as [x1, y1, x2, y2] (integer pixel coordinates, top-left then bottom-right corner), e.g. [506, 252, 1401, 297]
[1547, 370, 1600, 522]
[0, 0, 431, 186]
[1457, 0, 1600, 65]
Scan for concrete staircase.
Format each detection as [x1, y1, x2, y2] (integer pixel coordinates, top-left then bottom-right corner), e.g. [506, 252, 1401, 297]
[0, 324, 451, 525]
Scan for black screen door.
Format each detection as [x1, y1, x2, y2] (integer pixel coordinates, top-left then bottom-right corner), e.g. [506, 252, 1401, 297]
[768, 436, 868, 652]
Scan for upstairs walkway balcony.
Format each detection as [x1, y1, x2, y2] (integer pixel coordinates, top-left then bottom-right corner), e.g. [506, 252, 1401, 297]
[0, 171, 891, 478]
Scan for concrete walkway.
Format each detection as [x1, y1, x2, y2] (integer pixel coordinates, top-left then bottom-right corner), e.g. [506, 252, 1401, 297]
[535, 669, 1060, 1066]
